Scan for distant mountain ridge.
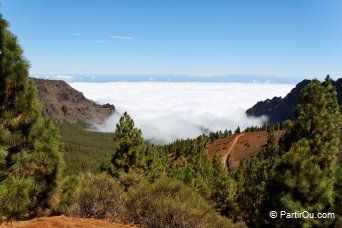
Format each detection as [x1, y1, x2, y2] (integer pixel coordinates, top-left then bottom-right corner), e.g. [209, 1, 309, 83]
[246, 78, 342, 124]
[33, 74, 300, 83]
[33, 78, 115, 123]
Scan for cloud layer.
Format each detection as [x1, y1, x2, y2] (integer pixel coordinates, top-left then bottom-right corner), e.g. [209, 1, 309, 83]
[70, 82, 294, 144]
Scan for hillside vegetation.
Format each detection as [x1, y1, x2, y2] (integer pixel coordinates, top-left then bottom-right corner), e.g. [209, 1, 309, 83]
[60, 126, 283, 175]
[59, 123, 115, 175]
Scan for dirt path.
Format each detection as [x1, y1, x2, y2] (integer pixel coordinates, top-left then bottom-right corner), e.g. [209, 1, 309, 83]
[221, 133, 245, 167]
[0, 215, 133, 228]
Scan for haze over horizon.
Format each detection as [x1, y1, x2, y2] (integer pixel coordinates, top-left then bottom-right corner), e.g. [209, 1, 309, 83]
[32, 73, 302, 84]
[1, 0, 341, 81]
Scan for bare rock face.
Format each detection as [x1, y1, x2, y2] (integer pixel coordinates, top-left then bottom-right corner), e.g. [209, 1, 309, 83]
[246, 78, 342, 124]
[32, 78, 115, 123]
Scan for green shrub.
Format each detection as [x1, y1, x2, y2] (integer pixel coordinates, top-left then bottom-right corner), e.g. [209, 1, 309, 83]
[124, 176, 241, 228]
[68, 174, 243, 227]
[117, 171, 144, 191]
[69, 173, 126, 221]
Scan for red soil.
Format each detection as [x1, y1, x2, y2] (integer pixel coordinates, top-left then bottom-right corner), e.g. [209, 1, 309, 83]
[0, 216, 134, 228]
[207, 131, 284, 170]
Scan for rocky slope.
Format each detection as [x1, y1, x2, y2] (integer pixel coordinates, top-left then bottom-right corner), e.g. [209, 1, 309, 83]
[246, 78, 342, 124]
[33, 78, 115, 123]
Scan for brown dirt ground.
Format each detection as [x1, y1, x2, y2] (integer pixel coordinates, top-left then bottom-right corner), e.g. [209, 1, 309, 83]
[207, 130, 284, 170]
[0, 215, 134, 228]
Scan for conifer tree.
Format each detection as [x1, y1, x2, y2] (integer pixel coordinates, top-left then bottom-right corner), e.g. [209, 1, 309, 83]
[211, 154, 237, 217]
[111, 112, 146, 176]
[234, 130, 278, 225]
[234, 126, 241, 134]
[258, 129, 278, 161]
[235, 157, 263, 225]
[192, 141, 214, 196]
[259, 77, 341, 227]
[0, 14, 64, 219]
[334, 166, 342, 226]
[145, 146, 167, 181]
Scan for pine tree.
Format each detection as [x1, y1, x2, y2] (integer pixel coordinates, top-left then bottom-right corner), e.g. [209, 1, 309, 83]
[211, 154, 237, 217]
[145, 146, 167, 181]
[235, 157, 264, 225]
[111, 112, 146, 176]
[234, 126, 241, 134]
[258, 129, 278, 161]
[223, 129, 229, 137]
[334, 166, 342, 227]
[192, 141, 214, 197]
[234, 130, 278, 225]
[259, 77, 341, 227]
[53, 175, 79, 214]
[0, 14, 64, 219]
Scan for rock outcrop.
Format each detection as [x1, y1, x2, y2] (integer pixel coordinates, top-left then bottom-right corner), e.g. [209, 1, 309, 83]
[33, 78, 115, 123]
[246, 78, 342, 124]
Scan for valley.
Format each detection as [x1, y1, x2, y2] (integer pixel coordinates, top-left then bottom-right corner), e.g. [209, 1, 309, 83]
[1, 2, 341, 226]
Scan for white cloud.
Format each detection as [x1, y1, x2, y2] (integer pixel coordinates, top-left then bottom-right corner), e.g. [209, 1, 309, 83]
[111, 35, 134, 40]
[94, 40, 105, 43]
[73, 33, 81, 36]
[70, 82, 294, 144]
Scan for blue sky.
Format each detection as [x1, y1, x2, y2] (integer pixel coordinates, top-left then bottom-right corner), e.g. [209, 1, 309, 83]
[1, 0, 341, 80]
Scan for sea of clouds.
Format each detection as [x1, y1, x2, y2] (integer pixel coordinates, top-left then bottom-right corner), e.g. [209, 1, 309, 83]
[69, 82, 294, 144]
